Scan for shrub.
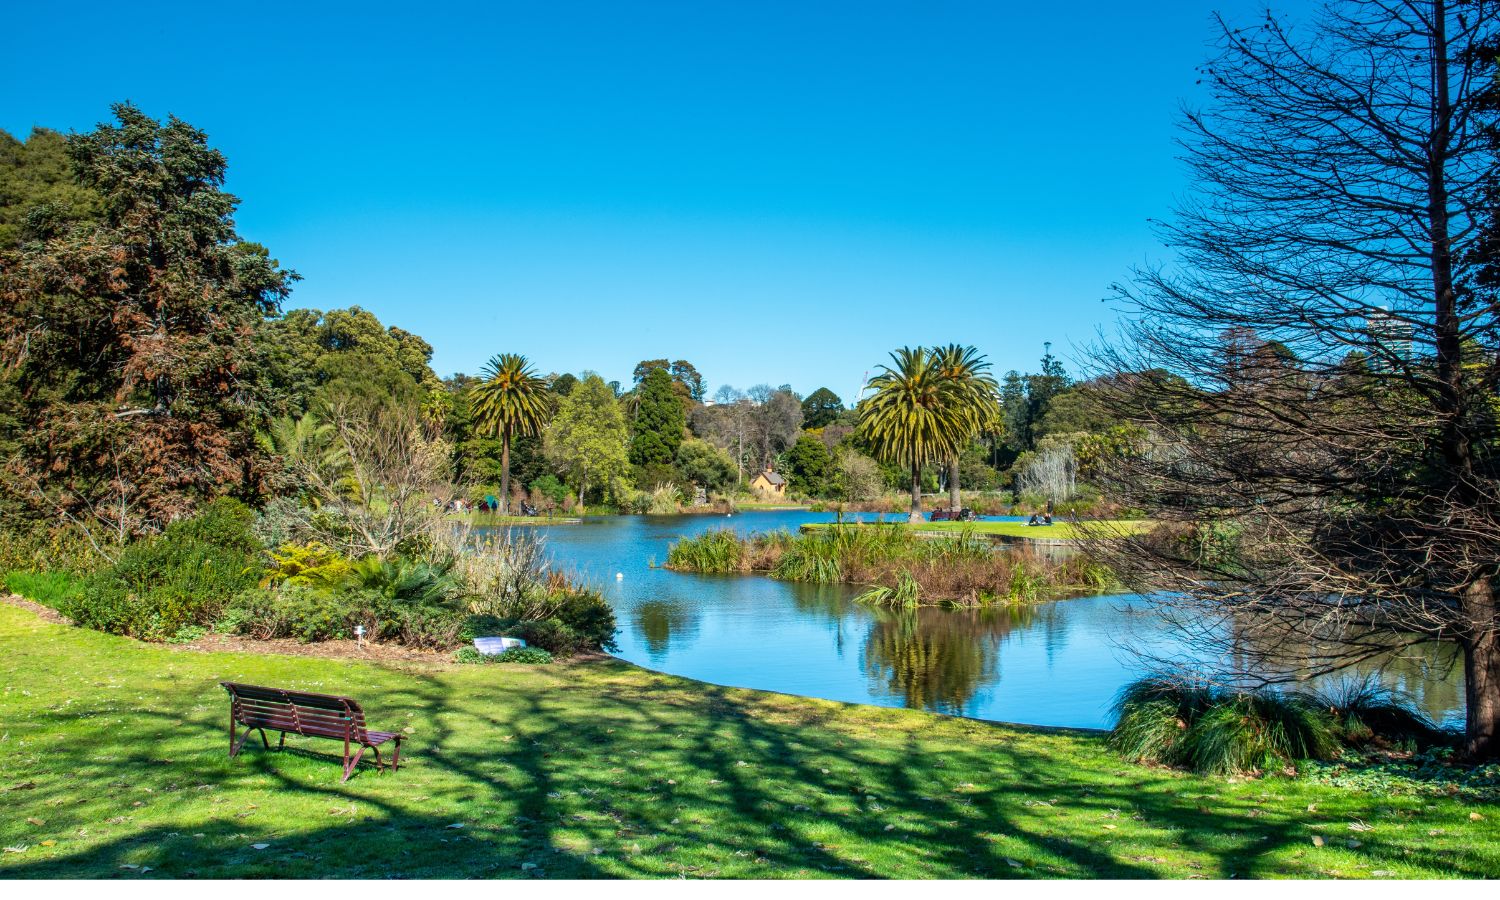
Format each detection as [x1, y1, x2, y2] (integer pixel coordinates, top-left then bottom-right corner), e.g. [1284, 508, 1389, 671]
[453, 645, 553, 665]
[66, 500, 263, 640]
[261, 542, 356, 588]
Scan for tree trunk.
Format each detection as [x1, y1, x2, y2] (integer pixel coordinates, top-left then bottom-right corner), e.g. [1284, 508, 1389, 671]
[1463, 576, 1500, 761]
[908, 461, 923, 524]
[500, 424, 512, 515]
[947, 455, 961, 512]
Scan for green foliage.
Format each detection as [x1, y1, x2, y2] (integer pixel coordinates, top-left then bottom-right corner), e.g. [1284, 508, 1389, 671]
[545, 374, 631, 505]
[1, 104, 297, 533]
[2, 570, 85, 611]
[801, 387, 845, 429]
[1310, 678, 1443, 747]
[665, 528, 747, 574]
[497, 646, 554, 664]
[855, 571, 922, 607]
[261, 542, 355, 589]
[219, 582, 462, 648]
[342, 554, 462, 608]
[0, 127, 102, 248]
[675, 438, 736, 493]
[529, 474, 569, 505]
[784, 435, 834, 496]
[470, 353, 554, 511]
[66, 499, 263, 640]
[630, 366, 686, 471]
[1110, 677, 1355, 776]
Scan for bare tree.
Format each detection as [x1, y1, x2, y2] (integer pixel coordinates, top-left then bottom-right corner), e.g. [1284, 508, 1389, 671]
[1095, 0, 1500, 757]
[292, 403, 450, 558]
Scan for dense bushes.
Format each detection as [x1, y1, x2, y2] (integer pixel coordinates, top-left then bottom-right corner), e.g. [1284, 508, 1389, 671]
[6, 499, 616, 657]
[64, 499, 261, 641]
[1110, 675, 1446, 776]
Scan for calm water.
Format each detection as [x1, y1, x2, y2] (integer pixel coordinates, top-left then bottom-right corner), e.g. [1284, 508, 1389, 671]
[491, 511, 1463, 730]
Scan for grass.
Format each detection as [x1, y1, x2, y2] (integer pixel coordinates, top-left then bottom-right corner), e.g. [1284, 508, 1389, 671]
[449, 513, 582, 526]
[2, 570, 85, 611]
[2, 602, 1497, 879]
[802, 520, 1151, 541]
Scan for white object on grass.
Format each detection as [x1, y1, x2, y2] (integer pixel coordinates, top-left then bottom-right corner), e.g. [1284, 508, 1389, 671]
[473, 636, 527, 656]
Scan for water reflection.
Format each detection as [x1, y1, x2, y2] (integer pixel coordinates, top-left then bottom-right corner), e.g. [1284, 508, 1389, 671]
[486, 512, 1464, 729]
[632, 598, 701, 659]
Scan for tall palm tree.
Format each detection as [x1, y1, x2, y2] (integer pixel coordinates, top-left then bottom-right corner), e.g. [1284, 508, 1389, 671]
[470, 353, 552, 513]
[858, 347, 974, 523]
[933, 344, 1002, 513]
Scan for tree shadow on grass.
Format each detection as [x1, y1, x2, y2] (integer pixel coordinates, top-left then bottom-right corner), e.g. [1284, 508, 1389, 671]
[1, 649, 1495, 879]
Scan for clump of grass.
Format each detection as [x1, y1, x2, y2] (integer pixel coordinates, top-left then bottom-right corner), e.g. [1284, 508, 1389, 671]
[665, 528, 748, 574]
[855, 571, 922, 607]
[1111, 676, 1345, 776]
[1310, 677, 1444, 747]
[1184, 692, 1340, 776]
[3, 570, 86, 611]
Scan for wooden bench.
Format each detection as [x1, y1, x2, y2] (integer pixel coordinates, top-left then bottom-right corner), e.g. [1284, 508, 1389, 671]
[220, 682, 403, 783]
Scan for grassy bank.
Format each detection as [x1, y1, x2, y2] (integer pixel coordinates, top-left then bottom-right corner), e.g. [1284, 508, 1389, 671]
[802, 519, 1152, 541]
[1, 602, 1496, 879]
[666, 526, 1116, 605]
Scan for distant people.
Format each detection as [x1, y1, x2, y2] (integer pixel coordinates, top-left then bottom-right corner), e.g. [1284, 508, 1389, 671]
[1027, 512, 1042, 526]
[1044, 498, 1055, 526]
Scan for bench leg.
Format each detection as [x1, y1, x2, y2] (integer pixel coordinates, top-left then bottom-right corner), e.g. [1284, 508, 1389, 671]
[258, 728, 270, 750]
[230, 729, 252, 758]
[391, 738, 401, 772]
[278, 732, 286, 751]
[370, 744, 383, 774]
[341, 745, 367, 783]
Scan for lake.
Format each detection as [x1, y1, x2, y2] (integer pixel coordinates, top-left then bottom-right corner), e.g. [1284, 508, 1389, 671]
[488, 510, 1463, 730]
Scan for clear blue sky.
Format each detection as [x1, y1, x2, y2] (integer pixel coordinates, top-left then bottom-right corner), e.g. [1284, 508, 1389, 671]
[4, 0, 1302, 400]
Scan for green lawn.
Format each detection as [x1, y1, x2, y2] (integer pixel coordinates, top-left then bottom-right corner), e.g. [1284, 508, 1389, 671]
[448, 513, 582, 526]
[803, 520, 1152, 541]
[0, 601, 1494, 879]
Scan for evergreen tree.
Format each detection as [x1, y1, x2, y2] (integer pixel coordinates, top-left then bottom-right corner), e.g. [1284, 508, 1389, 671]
[0, 104, 296, 533]
[630, 366, 686, 481]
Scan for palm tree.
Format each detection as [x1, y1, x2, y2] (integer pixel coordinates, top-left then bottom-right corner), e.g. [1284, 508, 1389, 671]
[933, 344, 1002, 513]
[470, 353, 553, 514]
[858, 347, 974, 523]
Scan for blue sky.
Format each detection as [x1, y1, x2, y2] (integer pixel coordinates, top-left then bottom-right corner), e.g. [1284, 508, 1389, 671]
[4, 0, 1300, 399]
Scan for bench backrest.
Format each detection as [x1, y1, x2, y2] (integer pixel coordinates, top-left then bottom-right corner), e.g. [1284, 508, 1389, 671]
[221, 682, 368, 742]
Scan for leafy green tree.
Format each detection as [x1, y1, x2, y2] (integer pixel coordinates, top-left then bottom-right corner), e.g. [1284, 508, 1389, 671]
[470, 354, 553, 513]
[801, 387, 844, 429]
[858, 347, 974, 522]
[630, 366, 686, 485]
[257, 306, 438, 418]
[550, 373, 578, 397]
[784, 434, 834, 496]
[675, 438, 736, 494]
[0, 103, 296, 533]
[545, 374, 631, 505]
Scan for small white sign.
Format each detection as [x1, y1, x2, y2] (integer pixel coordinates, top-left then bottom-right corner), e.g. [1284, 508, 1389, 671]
[473, 636, 527, 656]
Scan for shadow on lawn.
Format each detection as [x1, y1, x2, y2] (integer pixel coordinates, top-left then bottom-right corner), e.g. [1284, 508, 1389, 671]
[1, 656, 1487, 879]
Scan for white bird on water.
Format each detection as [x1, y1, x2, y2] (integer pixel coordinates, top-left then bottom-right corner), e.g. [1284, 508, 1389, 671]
[616, 572, 624, 580]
